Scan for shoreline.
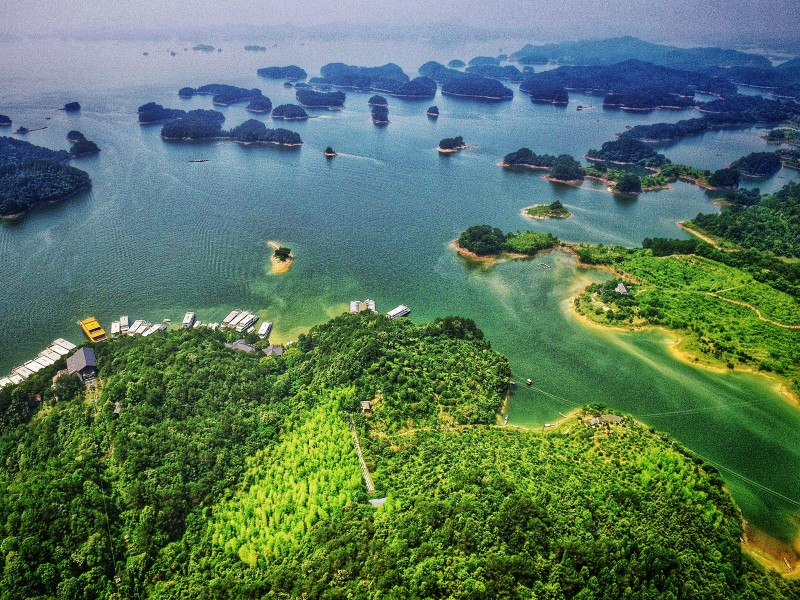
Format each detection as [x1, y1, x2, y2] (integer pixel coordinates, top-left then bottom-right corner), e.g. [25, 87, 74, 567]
[450, 240, 533, 263]
[1, 184, 92, 221]
[676, 221, 726, 250]
[521, 204, 571, 221]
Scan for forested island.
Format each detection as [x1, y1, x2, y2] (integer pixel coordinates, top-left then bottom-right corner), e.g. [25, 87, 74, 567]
[465, 64, 524, 82]
[69, 138, 100, 157]
[523, 81, 569, 104]
[0, 115, 10, 127]
[438, 136, 467, 153]
[371, 104, 389, 124]
[244, 45, 267, 52]
[160, 111, 302, 145]
[447, 59, 465, 68]
[501, 148, 585, 182]
[368, 95, 387, 106]
[418, 61, 513, 99]
[179, 84, 263, 106]
[623, 95, 800, 142]
[308, 63, 437, 98]
[271, 104, 309, 120]
[510, 36, 771, 70]
[519, 59, 735, 108]
[295, 89, 346, 108]
[731, 151, 783, 178]
[256, 65, 308, 80]
[192, 43, 214, 52]
[426, 105, 439, 117]
[137, 102, 187, 125]
[65, 130, 84, 142]
[456, 224, 560, 257]
[766, 127, 800, 145]
[62, 102, 80, 112]
[586, 137, 668, 166]
[0, 136, 91, 218]
[525, 200, 571, 219]
[242, 94, 271, 114]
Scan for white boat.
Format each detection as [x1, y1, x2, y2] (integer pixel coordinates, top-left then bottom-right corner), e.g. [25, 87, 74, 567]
[257, 321, 273, 338]
[235, 312, 259, 332]
[13, 366, 33, 379]
[110, 321, 121, 336]
[24, 360, 45, 373]
[119, 315, 130, 332]
[35, 355, 55, 367]
[349, 301, 360, 314]
[387, 305, 410, 319]
[40, 349, 62, 361]
[207, 322, 219, 330]
[193, 320, 202, 328]
[53, 338, 76, 351]
[229, 311, 249, 329]
[222, 310, 241, 326]
[182, 312, 196, 328]
[0, 377, 10, 389]
[142, 323, 164, 337]
[9, 374, 23, 385]
[128, 320, 146, 335]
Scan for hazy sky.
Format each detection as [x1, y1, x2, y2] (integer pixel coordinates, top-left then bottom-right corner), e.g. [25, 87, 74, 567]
[4, 0, 800, 45]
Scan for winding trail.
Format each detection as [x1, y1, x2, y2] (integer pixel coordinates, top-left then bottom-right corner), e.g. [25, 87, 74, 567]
[706, 292, 800, 329]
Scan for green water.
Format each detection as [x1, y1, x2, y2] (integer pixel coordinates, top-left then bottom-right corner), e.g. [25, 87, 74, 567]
[1, 40, 798, 541]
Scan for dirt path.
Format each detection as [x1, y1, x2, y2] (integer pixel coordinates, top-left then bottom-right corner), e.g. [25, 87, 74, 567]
[707, 292, 800, 329]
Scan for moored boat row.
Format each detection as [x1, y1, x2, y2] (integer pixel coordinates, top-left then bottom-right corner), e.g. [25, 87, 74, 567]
[0, 338, 77, 388]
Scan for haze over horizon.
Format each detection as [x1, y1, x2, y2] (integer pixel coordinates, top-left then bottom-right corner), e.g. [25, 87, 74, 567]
[3, 0, 800, 48]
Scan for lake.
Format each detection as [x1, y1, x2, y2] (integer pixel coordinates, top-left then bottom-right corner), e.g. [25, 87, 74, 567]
[1, 38, 798, 543]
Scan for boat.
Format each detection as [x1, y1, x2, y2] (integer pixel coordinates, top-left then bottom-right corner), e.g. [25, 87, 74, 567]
[235, 312, 259, 332]
[257, 321, 273, 338]
[110, 321, 121, 336]
[526, 379, 533, 386]
[119, 315, 130, 333]
[188, 159, 209, 163]
[182, 312, 196, 328]
[222, 310, 241, 326]
[79, 317, 108, 342]
[387, 305, 410, 319]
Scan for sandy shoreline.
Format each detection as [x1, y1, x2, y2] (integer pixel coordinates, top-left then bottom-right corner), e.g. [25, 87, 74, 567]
[268, 240, 294, 274]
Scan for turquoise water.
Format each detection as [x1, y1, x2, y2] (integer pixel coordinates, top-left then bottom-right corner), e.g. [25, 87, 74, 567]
[1, 40, 799, 541]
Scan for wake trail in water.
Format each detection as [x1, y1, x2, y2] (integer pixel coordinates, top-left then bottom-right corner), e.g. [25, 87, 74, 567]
[335, 153, 384, 166]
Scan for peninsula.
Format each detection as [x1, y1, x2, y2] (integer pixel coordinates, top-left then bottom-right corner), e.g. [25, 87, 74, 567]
[454, 224, 560, 261]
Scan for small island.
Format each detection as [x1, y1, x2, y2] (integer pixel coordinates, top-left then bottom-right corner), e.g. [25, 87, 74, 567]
[268, 241, 294, 274]
[447, 59, 466, 68]
[62, 102, 81, 112]
[426, 105, 439, 118]
[522, 81, 569, 104]
[69, 138, 100, 157]
[295, 89, 346, 108]
[256, 65, 308, 81]
[66, 130, 85, 142]
[271, 104, 309, 121]
[192, 44, 214, 52]
[453, 224, 560, 261]
[371, 104, 389, 124]
[244, 45, 267, 52]
[0, 115, 11, 127]
[731, 151, 782, 178]
[368, 95, 388, 106]
[323, 146, 337, 158]
[180, 84, 262, 106]
[525, 200, 571, 220]
[160, 111, 302, 146]
[501, 148, 585, 183]
[245, 95, 273, 114]
[441, 74, 513, 100]
[137, 102, 186, 125]
[1, 137, 91, 219]
[308, 63, 436, 98]
[438, 136, 467, 153]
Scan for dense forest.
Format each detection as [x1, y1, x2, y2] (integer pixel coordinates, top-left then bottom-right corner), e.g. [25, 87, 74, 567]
[295, 89, 347, 108]
[689, 182, 800, 258]
[510, 36, 771, 70]
[519, 59, 735, 108]
[438, 136, 466, 151]
[371, 105, 389, 124]
[137, 102, 186, 125]
[256, 65, 308, 80]
[244, 95, 272, 114]
[731, 152, 783, 178]
[0, 314, 798, 597]
[0, 136, 91, 217]
[271, 104, 309, 120]
[457, 224, 560, 256]
[586, 137, 668, 166]
[464, 64, 524, 82]
[307, 63, 436, 98]
[179, 84, 262, 106]
[623, 95, 800, 142]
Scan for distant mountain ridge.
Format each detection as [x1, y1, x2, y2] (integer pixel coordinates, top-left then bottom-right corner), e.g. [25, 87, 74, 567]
[511, 36, 771, 71]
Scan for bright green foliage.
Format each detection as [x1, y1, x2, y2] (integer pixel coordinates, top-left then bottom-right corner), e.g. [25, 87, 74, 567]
[690, 182, 800, 257]
[505, 230, 560, 254]
[526, 200, 570, 218]
[458, 224, 560, 257]
[210, 392, 363, 565]
[575, 248, 800, 388]
[657, 162, 711, 185]
[614, 172, 643, 193]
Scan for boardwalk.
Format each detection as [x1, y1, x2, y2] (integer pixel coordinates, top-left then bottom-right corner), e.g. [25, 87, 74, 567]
[348, 414, 375, 493]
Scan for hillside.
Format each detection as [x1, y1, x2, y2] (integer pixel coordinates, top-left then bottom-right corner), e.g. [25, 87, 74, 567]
[0, 315, 797, 598]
